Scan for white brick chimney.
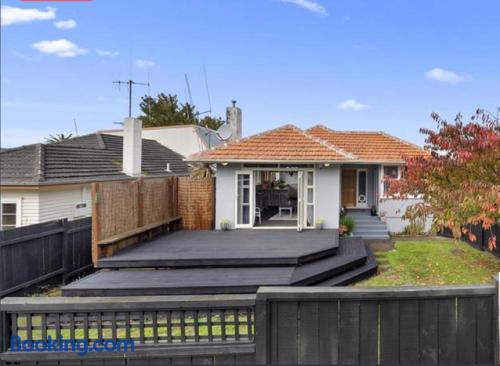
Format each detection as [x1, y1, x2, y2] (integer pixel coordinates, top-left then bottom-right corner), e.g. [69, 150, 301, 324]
[226, 100, 242, 141]
[122, 117, 142, 176]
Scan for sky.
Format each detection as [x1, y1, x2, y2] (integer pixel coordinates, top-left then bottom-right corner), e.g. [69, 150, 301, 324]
[1, 0, 499, 148]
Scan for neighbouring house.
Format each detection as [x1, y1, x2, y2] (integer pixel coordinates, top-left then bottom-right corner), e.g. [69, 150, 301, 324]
[100, 101, 244, 158]
[188, 123, 429, 237]
[0, 119, 189, 230]
[101, 124, 223, 158]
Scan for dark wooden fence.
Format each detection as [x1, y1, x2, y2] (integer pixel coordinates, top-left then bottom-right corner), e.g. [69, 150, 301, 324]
[1, 281, 498, 365]
[256, 282, 499, 365]
[0, 218, 92, 298]
[440, 223, 500, 257]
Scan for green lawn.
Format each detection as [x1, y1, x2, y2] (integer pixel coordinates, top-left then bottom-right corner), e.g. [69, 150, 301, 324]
[356, 239, 500, 287]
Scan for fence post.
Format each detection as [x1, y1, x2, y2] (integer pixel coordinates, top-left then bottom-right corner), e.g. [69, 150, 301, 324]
[494, 273, 499, 365]
[255, 294, 269, 364]
[0, 308, 10, 353]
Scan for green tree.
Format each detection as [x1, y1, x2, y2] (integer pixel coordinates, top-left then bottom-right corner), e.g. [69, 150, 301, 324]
[138, 93, 223, 130]
[45, 133, 73, 144]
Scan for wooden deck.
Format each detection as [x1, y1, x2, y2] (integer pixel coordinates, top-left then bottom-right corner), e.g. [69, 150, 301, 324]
[62, 236, 373, 296]
[97, 229, 339, 268]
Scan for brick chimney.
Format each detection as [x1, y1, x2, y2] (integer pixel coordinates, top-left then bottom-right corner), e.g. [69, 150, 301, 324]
[226, 100, 242, 141]
[122, 117, 142, 176]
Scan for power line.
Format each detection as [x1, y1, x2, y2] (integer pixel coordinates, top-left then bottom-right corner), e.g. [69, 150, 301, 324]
[112, 79, 150, 118]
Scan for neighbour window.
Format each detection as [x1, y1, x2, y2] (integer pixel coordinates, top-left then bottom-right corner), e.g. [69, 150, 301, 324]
[1, 203, 17, 230]
[383, 166, 399, 194]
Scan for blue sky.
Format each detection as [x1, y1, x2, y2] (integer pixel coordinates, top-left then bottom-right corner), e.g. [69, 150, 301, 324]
[1, 0, 499, 147]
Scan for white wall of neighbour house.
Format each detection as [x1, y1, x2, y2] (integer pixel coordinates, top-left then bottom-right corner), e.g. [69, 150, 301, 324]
[0, 189, 39, 227]
[38, 185, 92, 223]
[315, 165, 341, 229]
[215, 164, 237, 229]
[107, 126, 209, 158]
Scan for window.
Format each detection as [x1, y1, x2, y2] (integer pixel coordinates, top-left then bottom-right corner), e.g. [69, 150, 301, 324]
[383, 166, 399, 194]
[1, 203, 17, 230]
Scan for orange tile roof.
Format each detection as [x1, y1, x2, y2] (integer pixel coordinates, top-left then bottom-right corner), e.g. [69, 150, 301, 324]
[189, 124, 427, 163]
[306, 125, 428, 162]
[190, 124, 353, 162]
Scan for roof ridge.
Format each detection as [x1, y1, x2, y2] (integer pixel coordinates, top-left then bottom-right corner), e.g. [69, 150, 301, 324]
[303, 125, 358, 159]
[223, 123, 301, 147]
[378, 131, 426, 151]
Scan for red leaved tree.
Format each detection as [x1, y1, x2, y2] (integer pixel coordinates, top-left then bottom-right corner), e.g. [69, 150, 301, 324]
[386, 109, 500, 249]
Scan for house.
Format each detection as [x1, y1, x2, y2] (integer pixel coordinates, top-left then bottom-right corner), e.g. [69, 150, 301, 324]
[188, 123, 428, 236]
[0, 119, 189, 230]
[101, 124, 223, 158]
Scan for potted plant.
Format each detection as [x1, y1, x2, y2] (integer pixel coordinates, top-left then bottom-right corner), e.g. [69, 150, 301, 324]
[339, 216, 355, 236]
[315, 218, 325, 230]
[370, 205, 377, 216]
[220, 219, 231, 231]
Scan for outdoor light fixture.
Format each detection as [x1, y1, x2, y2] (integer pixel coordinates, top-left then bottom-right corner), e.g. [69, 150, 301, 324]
[324, 163, 331, 167]
[221, 162, 228, 166]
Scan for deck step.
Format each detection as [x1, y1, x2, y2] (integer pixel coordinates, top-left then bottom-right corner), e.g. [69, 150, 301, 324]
[314, 245, 377, 286]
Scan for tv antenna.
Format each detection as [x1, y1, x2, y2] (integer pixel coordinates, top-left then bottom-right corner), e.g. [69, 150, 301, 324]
[73, 118, 79, 136]
[112, 79, 150, 118]
[184, 74, 193, 105]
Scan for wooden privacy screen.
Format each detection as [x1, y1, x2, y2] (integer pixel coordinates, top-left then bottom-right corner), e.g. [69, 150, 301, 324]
[177, 177, 215, 230]
[91, 176, 215, 263]
[91, 177, 179, 263]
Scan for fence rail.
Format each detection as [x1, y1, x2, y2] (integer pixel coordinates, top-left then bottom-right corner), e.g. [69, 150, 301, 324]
[0, 218, 92, 298]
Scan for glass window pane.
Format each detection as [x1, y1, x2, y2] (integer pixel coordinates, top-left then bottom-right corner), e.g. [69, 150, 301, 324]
[358, 171, 366, 196]
[384, 166, 398, 178]
[2, 203, 16, 214]
[307, 188, 313, 204]
[243, 188, 249, 203]
[307, 172, 314, 185]
[306, 205, 314, 227]
[2, 215, 16, 226]
[242, 205, 250, 225]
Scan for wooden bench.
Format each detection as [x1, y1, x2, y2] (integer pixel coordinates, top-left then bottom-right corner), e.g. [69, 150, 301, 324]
[98, 216, 182, 247]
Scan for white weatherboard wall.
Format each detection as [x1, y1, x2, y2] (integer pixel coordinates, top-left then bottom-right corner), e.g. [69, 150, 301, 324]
[107, 126, 212, 158]
[38, 185, 92, 223]
[215, 164, 237, 229]
[379, 198, 432, 233]
[0, 189, 39, 227]
[315, 165, 340, 229]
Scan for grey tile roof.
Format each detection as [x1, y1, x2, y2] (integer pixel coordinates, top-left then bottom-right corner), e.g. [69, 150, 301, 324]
[0, 133, 189, 185]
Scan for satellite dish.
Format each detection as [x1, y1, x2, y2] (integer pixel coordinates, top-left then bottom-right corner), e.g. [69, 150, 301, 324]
[217, 124, 233, 141]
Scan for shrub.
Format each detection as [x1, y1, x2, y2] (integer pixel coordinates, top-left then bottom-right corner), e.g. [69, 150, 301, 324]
[340, 216, 355, 235]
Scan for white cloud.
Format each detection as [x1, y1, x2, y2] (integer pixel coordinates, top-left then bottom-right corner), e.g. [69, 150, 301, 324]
[425, 68, 465, 83]
[32, 39, 87, 57]
[54, 19, 77, 29]
[135, 59, 155, 69]
[96, 49, 120, 57]
[279, 0, 327, 16]
[1, 6, 56, 26]
[338, 99, 368, 111]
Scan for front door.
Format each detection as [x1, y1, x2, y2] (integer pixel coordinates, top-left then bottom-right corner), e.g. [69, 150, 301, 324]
[341, 169, 356, 207]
